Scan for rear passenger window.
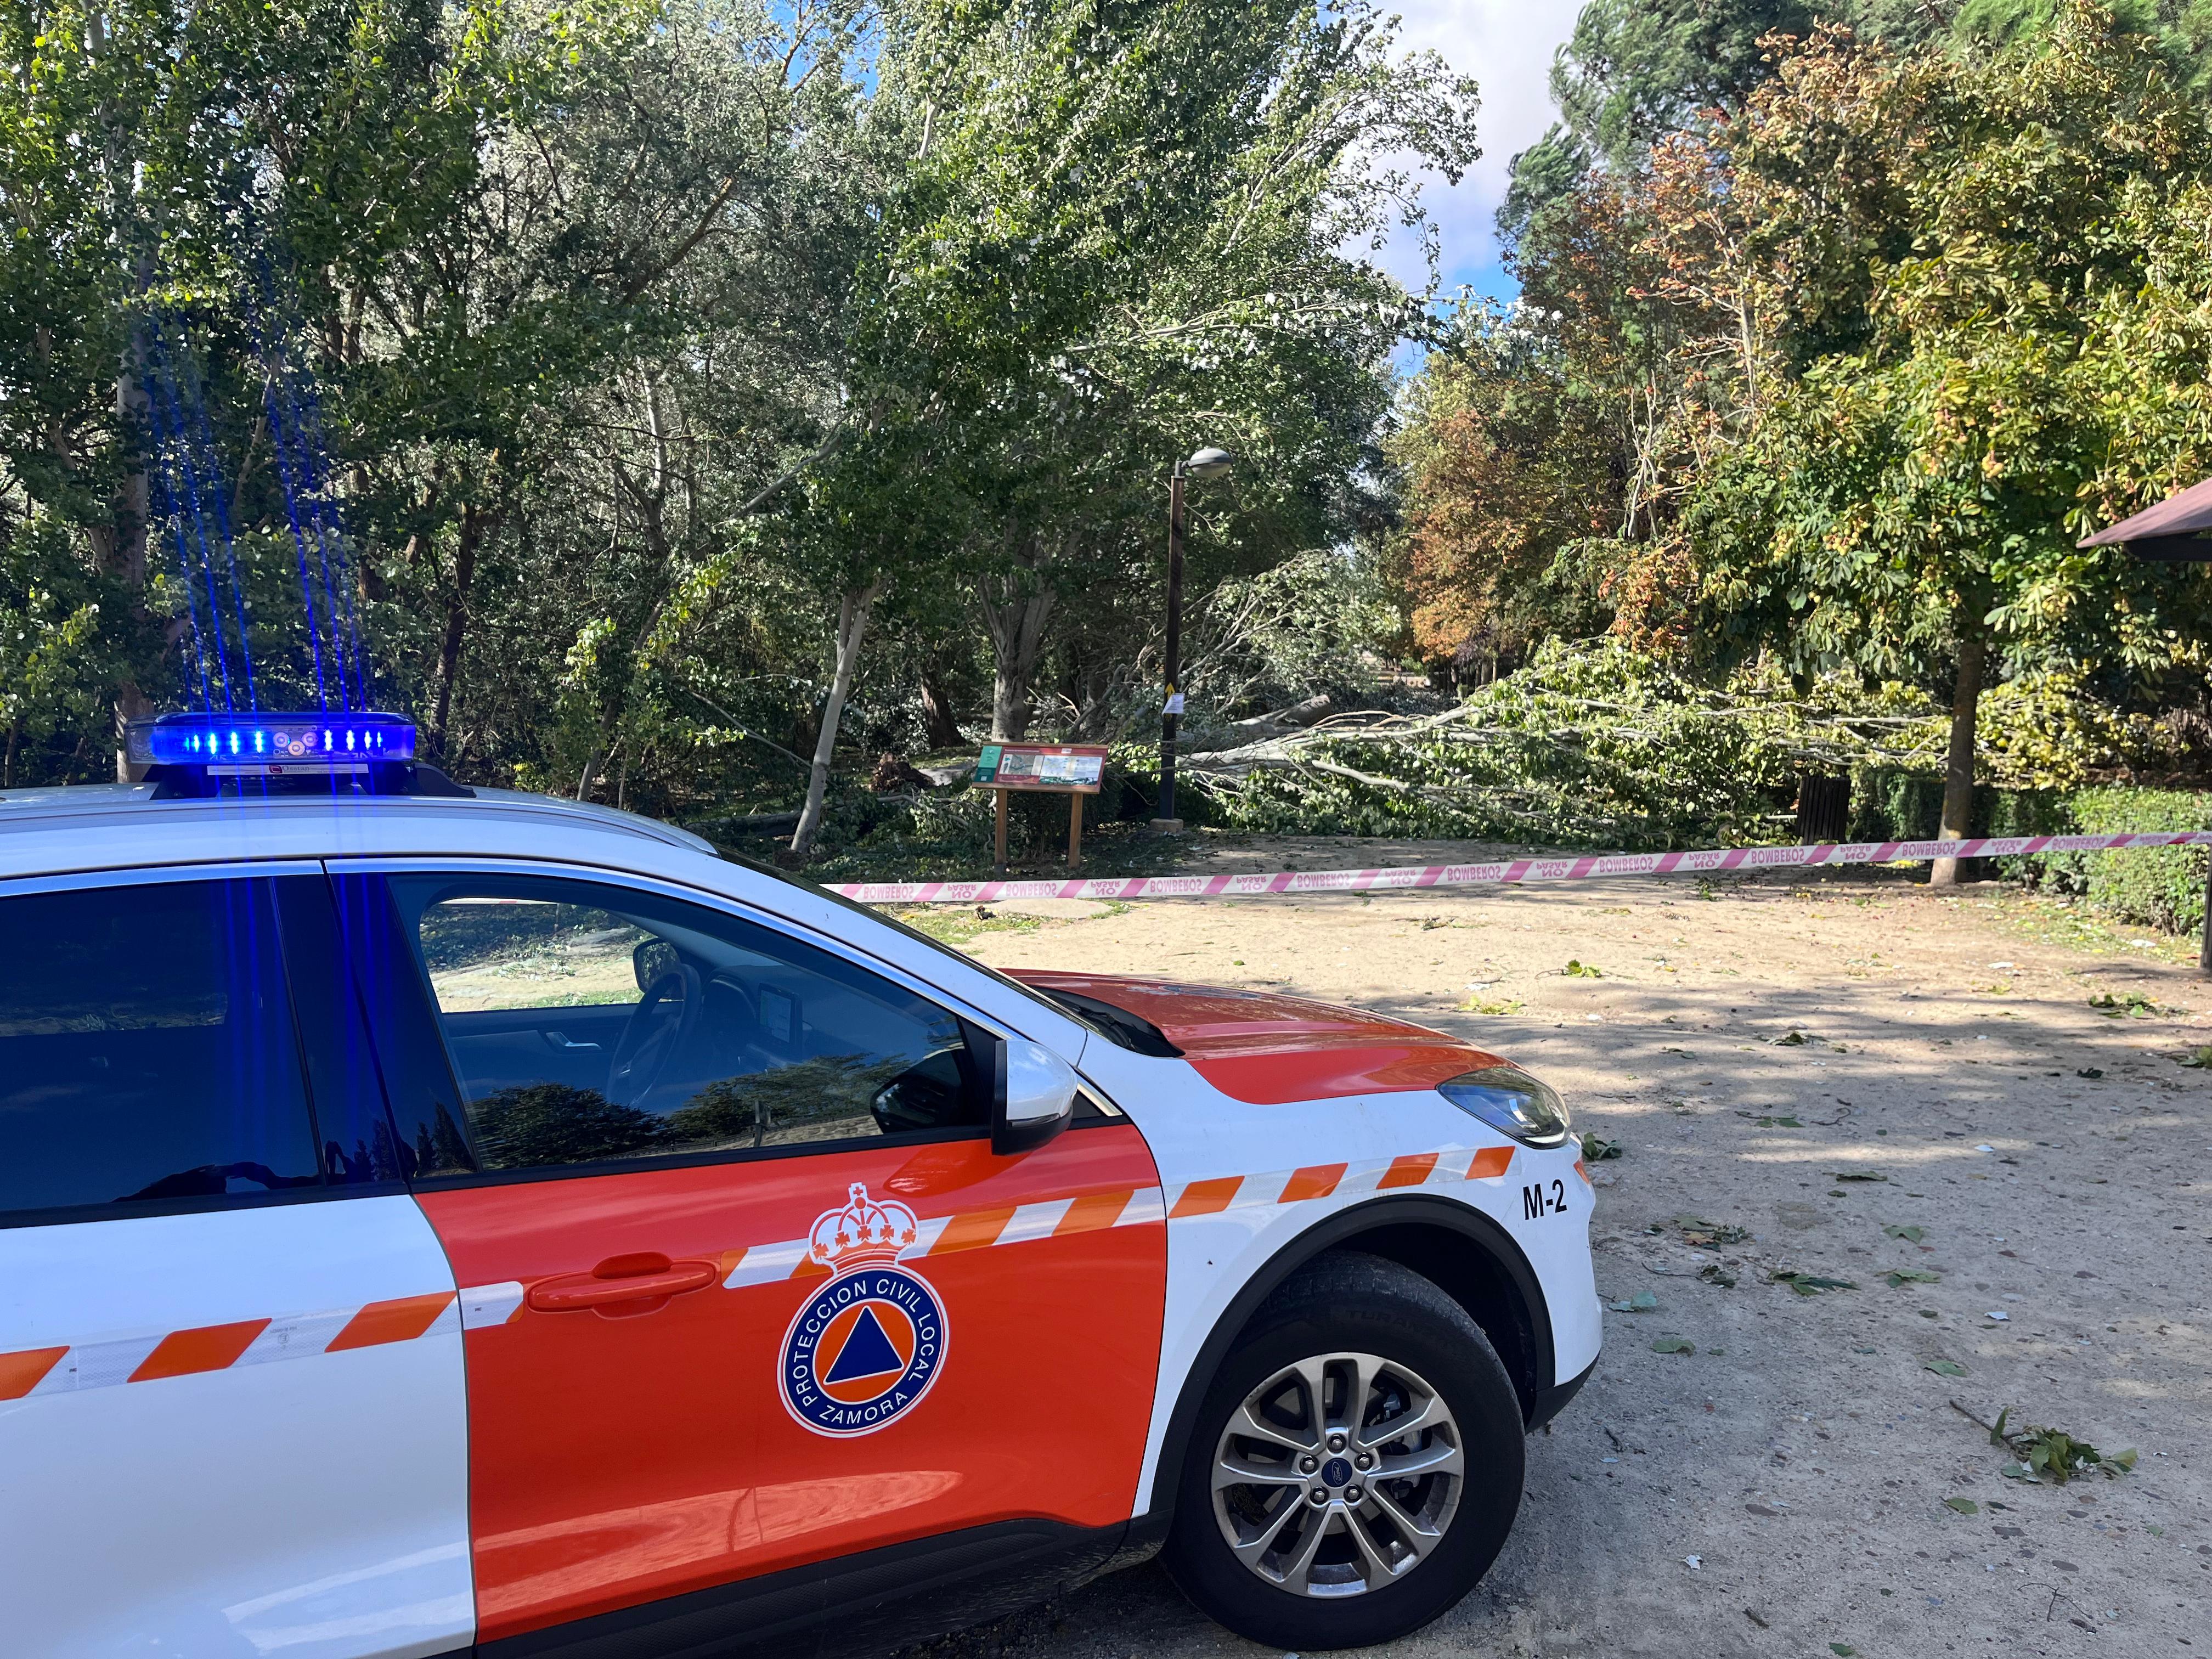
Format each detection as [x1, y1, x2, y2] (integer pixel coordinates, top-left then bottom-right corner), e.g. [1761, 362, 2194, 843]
[0, 879, 329, 1220]
[382, 874, 995, 1176]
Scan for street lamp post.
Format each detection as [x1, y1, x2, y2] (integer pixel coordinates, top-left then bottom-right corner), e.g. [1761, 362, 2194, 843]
[1152, 447, 1232, 832]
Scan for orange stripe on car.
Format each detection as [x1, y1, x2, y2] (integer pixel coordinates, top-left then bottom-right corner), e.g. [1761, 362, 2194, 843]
[130, 1319, 273, 1382]
[327, 1292, 456, 1353]
[1169, 1176, 1244, 1218]
[1279, 1163, 1347, 1202]
[0, 1346, 67, 1401]
[1378, 1152, 1440, 1189]
[1054, 1189, 1133, 1235]
[928, 1205, 1019, 1254]
[1471, 1146, 1514, 1178]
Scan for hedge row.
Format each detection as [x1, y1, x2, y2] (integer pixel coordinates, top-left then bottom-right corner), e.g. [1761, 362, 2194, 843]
[1840, 771, 2210, 936]
[2019, 786, 2212, 937]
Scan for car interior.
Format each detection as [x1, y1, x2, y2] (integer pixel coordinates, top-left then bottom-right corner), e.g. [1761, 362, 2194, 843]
[393, 881, 994, 1172]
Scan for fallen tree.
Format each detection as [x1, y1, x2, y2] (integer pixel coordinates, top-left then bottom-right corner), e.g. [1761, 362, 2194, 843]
[1163, 640, 2166, 847]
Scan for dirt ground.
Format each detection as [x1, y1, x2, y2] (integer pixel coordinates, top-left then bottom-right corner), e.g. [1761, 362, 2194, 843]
[899, 836, 2212, 1659]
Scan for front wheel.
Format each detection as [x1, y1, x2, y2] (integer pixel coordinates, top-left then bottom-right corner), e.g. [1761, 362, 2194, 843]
[1163, 1252, 1526, 1650]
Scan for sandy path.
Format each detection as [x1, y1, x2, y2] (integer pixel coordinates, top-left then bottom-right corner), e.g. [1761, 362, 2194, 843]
[902, 839, 2212, 1659]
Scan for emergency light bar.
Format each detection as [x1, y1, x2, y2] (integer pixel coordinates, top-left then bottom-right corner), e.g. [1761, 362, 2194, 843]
[123, 712, 469, 798]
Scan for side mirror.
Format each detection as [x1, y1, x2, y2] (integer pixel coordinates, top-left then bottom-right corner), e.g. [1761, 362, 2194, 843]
[991, 1035, 1077, 1156]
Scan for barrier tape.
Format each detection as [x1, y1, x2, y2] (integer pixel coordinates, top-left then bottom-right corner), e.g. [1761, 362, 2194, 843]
[827, 830, 2212, 906]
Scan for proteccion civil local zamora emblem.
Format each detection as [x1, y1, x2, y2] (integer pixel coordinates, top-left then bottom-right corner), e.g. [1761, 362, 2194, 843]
[780, 1183, 948, 1437]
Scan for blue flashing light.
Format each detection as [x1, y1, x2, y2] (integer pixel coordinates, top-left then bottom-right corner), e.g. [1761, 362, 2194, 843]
[136, 712, 417, 769]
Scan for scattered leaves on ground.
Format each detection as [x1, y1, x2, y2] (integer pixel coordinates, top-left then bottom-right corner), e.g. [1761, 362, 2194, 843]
[1461, 996, 1524, 1015]
[1887, 1268, 1943, 1287]
[2089, 990, 2173, 1018]
[1926, 1359, 1969, 1376]
[1673, 1213, 1752, 1245]
[1883, 1223, 1926, 1243]
[1832, 1170, 1888, 1182]
[1775, 1030, 1808, 1046]
[1609, 1290, 1661, 1313]
[1564, 958, 1604, 978]
[1991, 1409, 2138, 1483]
[1957, 1403, 2139, 1484]
[1699, 1264, 1739, 1288]
[1771, 1271, 1859, 1296]
[1651, 1336, 1696, 1355]
[1750, 1113, 1804, 1127]
[1579, 1134, 1625, 1160]
[1944, 1497, 1980, 1515]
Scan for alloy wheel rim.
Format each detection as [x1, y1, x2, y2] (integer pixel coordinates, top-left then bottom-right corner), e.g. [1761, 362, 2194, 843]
[1210, 1350, 1464, 1598]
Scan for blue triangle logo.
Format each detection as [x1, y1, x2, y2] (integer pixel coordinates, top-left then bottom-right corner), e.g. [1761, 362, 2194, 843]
[823, 1306, 904, 1383]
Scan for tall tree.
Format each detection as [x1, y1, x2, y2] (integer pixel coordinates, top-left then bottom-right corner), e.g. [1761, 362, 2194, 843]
[850, 0, 1478, 741]
[1688, 7, 2212, 879]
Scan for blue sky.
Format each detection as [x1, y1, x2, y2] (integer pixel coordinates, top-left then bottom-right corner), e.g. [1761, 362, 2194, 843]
[1372, 2, 1582, 305]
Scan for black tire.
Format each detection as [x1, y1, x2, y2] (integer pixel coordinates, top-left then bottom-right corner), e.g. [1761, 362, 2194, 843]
[1162, 1251, 1525, 1650]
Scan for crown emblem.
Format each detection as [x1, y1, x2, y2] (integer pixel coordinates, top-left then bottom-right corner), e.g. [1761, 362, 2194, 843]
[808, 1183, 920, 1269]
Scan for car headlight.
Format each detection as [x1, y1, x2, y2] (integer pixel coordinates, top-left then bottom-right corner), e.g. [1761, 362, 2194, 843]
[1438, 1065, 1571, 1148]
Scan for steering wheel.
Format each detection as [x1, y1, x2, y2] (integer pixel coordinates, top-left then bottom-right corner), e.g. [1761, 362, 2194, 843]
[608, 964, 702, 1111]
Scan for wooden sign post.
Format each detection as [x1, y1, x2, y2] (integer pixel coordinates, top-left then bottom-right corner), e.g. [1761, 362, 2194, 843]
[975, 743, 1108, 876]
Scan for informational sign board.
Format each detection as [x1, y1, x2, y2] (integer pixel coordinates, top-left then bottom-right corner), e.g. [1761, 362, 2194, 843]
[975, 743, 1107, 793]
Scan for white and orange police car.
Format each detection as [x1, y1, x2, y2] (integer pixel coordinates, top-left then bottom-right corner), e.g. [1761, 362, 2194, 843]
[0, 712, 1599, 1659]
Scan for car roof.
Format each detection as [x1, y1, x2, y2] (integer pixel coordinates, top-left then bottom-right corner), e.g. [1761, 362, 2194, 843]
[0, 783, 716, 883]
[0, 780, 1101, 1064]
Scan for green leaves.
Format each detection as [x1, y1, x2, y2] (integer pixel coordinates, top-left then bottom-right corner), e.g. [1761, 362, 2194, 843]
[1651, 1335, 1696, 1354]
[1984, 1406, 2138, 1483]
[1675, 1214, 1751, 1245]
[2089, 991, 2165, 1018]
[1770, 1271, 1858, 1296]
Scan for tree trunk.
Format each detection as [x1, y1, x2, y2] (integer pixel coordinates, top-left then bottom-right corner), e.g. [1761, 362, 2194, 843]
[431, 504, 486, 761]
[1928, 633, 1987, 888]
[791, 579, 882, 860]
[980, 588, 1055, 741]
[917, 671, 963, 750]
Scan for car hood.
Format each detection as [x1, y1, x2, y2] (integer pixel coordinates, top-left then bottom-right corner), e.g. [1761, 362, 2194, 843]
[1012, 971, 1507, 1105]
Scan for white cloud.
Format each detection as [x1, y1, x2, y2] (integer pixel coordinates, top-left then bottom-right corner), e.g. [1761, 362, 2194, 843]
[1373, 1, 1580, 297]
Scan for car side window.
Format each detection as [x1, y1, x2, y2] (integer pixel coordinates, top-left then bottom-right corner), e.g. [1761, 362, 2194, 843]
[383, 874, 994, 1176]
[0, 878, 347, 1222]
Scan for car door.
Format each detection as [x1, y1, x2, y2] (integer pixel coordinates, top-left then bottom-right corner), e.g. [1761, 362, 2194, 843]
[0, 867, 472, 1659]
[335, 862, 1165, 1651]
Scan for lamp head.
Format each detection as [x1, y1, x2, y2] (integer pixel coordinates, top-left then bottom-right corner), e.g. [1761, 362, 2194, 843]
[1182, 446, 1234, 481]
